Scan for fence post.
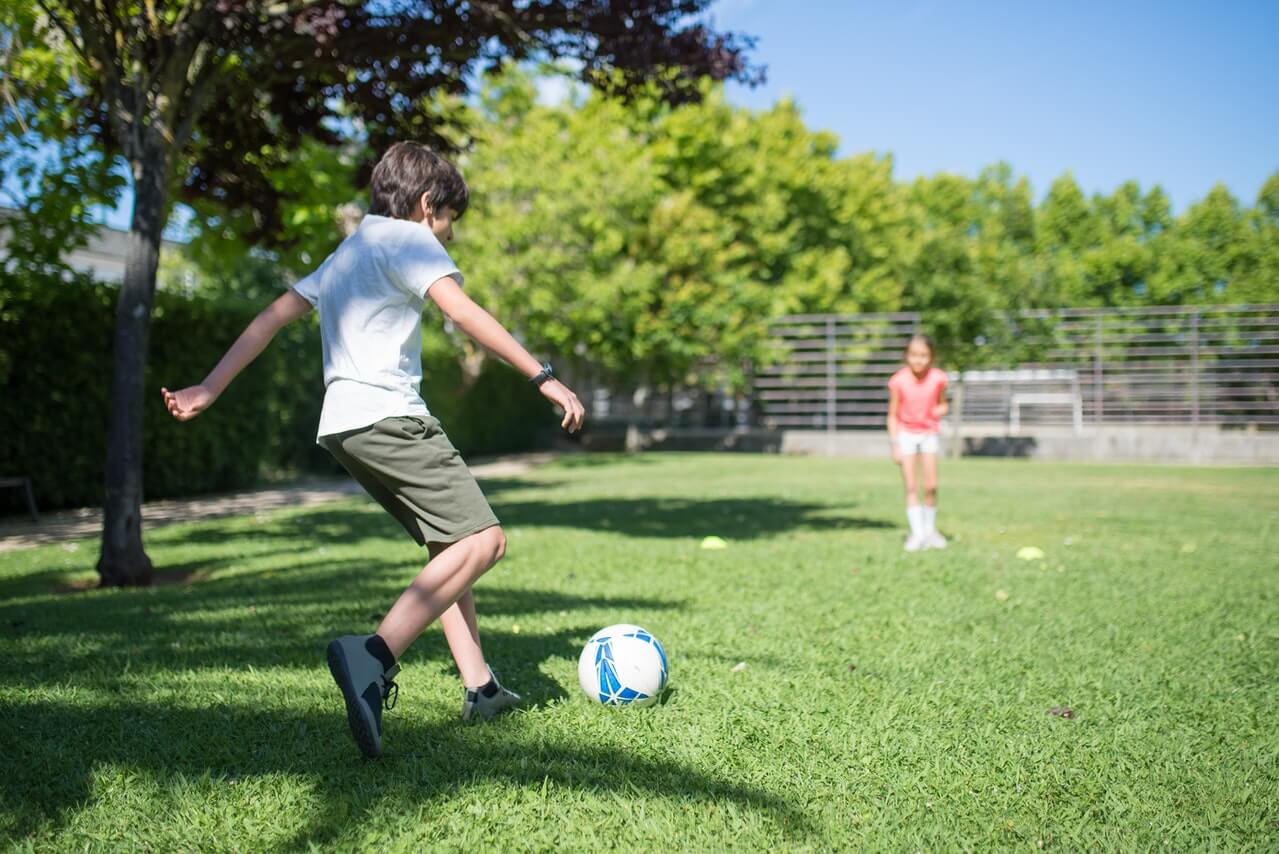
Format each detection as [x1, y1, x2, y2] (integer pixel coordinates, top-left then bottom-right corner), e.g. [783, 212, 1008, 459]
[1190, 309, 1201, 428]
[825, 317, 836, 441]
[1093, 313, 1104, 424]
[950, 377, 965, 458]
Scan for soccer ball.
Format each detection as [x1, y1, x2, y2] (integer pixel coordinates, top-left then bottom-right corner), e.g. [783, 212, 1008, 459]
[578, 624, 668, 707]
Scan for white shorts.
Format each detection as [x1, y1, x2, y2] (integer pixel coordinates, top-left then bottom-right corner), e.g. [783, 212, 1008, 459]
[896, 430, 940, 455]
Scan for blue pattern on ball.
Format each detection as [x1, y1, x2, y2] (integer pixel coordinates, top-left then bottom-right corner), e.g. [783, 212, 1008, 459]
[588, 629, 667, 704]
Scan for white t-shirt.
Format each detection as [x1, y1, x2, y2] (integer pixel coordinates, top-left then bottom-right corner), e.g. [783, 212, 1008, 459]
[291, 214, 462, 440]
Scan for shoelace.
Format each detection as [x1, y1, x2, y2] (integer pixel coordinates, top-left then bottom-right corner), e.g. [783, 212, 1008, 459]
[381, 663, 401, 711]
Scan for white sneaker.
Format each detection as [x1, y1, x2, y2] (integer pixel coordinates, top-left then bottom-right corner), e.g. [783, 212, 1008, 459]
[925, 531, 948, 550]
[904, 533, 927, 552]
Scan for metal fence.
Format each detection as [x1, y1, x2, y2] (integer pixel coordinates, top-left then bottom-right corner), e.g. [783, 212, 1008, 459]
[756, 312, 921, 429]
[757, 304, 1279, 431]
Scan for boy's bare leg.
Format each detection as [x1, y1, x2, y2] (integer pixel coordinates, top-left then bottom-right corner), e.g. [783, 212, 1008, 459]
[424, 540, 489, 687]
[430, 545, 522, 721]
[377, 526, 506, 659]
[440, 590, 490, 688]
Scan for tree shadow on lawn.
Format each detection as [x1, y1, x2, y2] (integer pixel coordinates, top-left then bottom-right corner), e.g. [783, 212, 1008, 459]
[141, 494, 891, 552]
[0, 554, 685, 695]
[536, 452, 662, 469]
[1, 697, 812, 846]
[0, 484, 822, 842]
[490, 495, 892, 539]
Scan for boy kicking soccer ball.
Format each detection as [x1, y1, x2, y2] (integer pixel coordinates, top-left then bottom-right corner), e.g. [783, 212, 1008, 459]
[162, 142, 585, 758]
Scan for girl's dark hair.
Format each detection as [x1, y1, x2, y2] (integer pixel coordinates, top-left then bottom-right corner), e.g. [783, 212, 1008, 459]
[368, 142, 469, 221]
[907, 333, 936, 358]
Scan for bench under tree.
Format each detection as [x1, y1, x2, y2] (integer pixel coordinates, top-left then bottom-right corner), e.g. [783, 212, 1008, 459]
[0, 477, 39, 523]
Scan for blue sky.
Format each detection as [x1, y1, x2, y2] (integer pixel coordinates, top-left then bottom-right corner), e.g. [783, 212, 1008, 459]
[11, 0, 1276, 230]
[712, 0, 1278, 209]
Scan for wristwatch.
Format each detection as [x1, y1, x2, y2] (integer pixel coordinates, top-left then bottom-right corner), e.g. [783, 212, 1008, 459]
[530, 361, 555, 386]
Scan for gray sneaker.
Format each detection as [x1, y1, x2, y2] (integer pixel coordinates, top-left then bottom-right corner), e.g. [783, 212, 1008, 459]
[461, 668, 521, 721]
[326, 635, 400, 758]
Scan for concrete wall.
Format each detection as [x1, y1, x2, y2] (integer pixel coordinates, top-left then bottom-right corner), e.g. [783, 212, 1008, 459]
[783, 425, 1279, 464]
[583, 425, 1279, 464]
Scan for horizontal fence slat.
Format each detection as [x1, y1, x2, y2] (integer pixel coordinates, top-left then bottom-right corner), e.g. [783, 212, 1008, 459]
[757, 304, 1279, 429]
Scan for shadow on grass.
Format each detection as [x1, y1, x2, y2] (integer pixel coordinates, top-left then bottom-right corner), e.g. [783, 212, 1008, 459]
[537, 452, 660, 469]
[1, 698, 812, 846]
[0, 554, 685, 680]
[131, 493, 889, 552]
[0, 563, 764, 841]
[0, 474, 824, 842]
[0, 492, 895, 597]
[490, 496, 893, 539]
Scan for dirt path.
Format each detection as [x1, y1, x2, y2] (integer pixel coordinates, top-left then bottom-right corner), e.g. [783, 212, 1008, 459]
[0, 452, 556, 553]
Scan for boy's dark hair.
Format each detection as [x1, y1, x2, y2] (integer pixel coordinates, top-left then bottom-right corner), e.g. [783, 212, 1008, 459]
[368, 142, 469, 220]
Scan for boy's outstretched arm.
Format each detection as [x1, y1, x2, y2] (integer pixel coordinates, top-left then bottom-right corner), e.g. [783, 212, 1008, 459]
[428, 277, 585, 433]
[161, 289, 313, 421]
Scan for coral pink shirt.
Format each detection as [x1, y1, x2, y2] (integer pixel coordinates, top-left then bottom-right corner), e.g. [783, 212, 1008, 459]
[888, 366, 948, 433]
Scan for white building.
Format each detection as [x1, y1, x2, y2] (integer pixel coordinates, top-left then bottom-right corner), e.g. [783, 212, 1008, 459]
[0, 207, 186, 283]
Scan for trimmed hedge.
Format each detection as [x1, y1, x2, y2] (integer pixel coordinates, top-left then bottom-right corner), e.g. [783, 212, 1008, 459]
[0, 271, 555, 514]
[267, 322, 558, 471]
[0, 272, 276, 512]
[422, 355, 559, 458]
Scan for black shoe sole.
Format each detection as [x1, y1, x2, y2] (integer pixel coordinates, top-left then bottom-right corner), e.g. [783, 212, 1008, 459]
[326, 640, 381, 759]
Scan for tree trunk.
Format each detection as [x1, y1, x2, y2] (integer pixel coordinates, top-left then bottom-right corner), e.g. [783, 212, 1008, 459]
[98, 148, 169, 587]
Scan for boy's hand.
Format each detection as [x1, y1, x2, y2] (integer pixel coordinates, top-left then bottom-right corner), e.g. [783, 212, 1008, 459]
[161, 384, 216, 421]
[539, 379, 585, 433]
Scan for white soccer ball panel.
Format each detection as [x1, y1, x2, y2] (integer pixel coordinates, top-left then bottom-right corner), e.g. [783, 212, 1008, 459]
[577, 624, 668, 707]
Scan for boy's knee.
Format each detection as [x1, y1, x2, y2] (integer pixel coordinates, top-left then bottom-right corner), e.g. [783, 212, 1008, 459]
[484, 525, 507, 565]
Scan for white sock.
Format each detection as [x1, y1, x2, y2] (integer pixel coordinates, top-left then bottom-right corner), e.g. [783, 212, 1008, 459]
[907, 505, 924, 537]
[922, 506, 937, 535]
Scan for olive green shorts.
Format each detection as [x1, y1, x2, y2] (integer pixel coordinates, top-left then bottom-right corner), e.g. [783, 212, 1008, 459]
[319, 415, 499, 548]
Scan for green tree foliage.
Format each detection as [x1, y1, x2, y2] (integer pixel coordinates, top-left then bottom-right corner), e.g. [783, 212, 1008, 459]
[170, 67, 1277, 388]
[0, 0, 760, 586]
[444, 71, 1278, 381]
[449, 72, 911, 390]
[0, 3, 124, 275]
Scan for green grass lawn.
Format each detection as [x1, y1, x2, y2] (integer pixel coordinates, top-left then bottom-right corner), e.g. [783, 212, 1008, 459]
[1, 453, 1276, 851]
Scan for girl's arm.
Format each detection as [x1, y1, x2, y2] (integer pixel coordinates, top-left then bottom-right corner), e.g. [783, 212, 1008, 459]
[161, 289, 313, 421]
[934, 384, 950, 418]
[887, 386, 902, 463]
[428, 277, 585, 433]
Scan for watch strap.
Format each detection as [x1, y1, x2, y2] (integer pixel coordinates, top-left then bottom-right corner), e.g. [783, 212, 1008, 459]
[530, 362, 555, 386]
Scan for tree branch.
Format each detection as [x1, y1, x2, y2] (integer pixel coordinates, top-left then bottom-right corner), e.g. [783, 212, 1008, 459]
[34, 0, 140, 157]
[0, 33, 31, 134]
[31, 0, 95, 71]
[140, 0, 222, 120]
[171, 47, 224, 151]
[470, 1, 537, 47]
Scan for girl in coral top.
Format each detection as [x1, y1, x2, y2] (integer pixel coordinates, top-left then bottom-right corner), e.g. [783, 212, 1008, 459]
[887, 335, 949, 551]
